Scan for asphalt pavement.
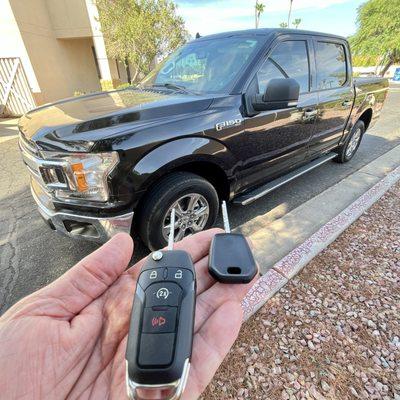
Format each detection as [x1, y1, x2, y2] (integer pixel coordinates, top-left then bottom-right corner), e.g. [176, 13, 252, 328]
[1, 88, 399, 313]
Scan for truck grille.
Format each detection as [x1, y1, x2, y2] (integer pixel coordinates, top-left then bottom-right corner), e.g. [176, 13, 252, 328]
[19, 132, 69, 194]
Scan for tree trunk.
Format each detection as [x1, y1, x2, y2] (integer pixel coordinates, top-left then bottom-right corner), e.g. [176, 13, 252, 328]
[132, 68, 140, 83]
[380, 59, 393, 77]
[288, 0, 293, 27]
[125, 58, 132, 84]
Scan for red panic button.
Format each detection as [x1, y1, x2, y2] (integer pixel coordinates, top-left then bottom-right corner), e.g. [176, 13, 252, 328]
[142, 307, 177, 333]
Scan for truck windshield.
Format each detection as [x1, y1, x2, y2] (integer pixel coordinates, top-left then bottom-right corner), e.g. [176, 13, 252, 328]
[141, 36, 262, 94]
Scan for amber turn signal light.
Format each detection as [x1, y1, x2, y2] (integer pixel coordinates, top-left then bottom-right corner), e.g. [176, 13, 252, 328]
[71, 162, 88, 192]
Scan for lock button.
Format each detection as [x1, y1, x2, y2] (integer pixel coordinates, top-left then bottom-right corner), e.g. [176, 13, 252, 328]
[138, 268, 165, 290]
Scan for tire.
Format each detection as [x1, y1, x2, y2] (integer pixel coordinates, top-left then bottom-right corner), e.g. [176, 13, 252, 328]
[334, 120, 365, 163]
[137, 172, 219, 250]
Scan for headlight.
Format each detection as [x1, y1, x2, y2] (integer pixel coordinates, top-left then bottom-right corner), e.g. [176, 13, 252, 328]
[40, 152, 119, 202]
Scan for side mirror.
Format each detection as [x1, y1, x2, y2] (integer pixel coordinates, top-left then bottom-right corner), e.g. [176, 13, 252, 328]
[252, 78, 300, 111]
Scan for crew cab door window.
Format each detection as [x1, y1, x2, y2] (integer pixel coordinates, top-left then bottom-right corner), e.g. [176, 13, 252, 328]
[257, 41, 310, 94]
[316, 42, 347, 90]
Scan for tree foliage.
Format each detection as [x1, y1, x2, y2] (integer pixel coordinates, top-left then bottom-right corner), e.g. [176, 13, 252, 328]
[350, 0, 400, 75]
[96, 0, 188, 81]
[292, 18, 301, 29]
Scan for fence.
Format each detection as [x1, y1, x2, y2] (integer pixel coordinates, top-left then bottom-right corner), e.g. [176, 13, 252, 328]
[0, 57, 36, 117]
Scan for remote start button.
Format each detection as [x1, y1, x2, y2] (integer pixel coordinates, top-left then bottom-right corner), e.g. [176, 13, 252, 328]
[145, 282, 181, 307]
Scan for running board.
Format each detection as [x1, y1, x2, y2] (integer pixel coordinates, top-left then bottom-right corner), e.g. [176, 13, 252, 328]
[233, 153, 337, 206]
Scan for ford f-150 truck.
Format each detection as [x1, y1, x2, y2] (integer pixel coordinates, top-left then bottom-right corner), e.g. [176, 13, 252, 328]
[18, 28, 389, 250]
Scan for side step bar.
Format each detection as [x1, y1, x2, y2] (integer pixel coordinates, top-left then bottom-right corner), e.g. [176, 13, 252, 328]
[233, 153, 337, 206]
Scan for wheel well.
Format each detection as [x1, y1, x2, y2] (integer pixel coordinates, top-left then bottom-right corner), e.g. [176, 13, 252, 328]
[172, 161, 230, 201]
[358, 108, 373, 131]
[133, 161, 230, 235]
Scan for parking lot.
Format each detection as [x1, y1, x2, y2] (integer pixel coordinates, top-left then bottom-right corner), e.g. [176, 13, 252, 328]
[1, 87, 400, 313]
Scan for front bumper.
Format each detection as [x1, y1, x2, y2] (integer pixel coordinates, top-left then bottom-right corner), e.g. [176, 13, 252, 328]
[31, 180, 134, 244]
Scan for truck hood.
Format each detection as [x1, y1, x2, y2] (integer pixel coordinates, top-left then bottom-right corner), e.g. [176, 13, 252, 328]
[19, 88, 214, 151]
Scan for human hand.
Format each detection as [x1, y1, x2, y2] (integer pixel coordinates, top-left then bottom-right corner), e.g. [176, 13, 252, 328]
[0, 229, 257, 400]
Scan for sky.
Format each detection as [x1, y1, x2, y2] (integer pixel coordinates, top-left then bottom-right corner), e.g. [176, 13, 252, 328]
[174, 0, 367, 38]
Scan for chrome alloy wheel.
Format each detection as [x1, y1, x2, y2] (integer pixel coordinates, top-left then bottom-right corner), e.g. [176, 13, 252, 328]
[162, 194, 210, 242]
[346, 128, 362, 158]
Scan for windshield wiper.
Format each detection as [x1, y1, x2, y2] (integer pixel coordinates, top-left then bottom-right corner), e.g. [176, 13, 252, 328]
[152, 83, 194, 94]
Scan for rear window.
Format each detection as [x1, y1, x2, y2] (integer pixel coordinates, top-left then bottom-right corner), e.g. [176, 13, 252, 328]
[316, 42, 347, 90]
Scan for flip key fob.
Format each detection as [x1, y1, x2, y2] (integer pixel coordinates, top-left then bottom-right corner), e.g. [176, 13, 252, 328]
[126, 249, 196, 400]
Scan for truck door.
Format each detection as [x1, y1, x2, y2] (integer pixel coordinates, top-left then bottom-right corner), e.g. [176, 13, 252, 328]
[239, 38, 318, 191]
[308, 38, 355, 156]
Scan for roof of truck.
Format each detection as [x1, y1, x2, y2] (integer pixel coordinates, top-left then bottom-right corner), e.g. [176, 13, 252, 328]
[196, 28, 347, 42]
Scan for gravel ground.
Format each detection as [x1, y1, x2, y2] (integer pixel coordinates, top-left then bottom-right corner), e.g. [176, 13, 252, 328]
[202, 181, 400, 400]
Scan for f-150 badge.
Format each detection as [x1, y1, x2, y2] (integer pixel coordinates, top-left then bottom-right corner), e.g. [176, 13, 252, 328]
[216, 119, 242, 131]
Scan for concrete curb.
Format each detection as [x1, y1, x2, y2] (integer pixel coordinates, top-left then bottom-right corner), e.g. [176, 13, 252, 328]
[241, 162, 400, 321]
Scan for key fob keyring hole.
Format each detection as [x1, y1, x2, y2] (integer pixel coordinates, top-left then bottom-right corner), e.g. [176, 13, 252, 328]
[227, 266, 242, 275]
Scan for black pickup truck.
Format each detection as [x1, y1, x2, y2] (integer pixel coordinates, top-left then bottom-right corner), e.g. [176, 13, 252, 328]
[19, 28, 388, 250]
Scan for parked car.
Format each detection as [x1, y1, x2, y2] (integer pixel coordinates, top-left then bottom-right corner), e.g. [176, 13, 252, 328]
[18, 28, 389, 250]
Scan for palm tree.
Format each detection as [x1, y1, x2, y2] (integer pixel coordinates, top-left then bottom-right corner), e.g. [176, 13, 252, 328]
[255, 1, 265, 29]
[287, 0, 293, 27]
[279, 22, 288, 28]
[292, 18, 301, 29]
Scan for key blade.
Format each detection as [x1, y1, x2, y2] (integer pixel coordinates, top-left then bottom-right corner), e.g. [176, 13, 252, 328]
[221, 201, 231, 233]
[168, 208, 176, 250]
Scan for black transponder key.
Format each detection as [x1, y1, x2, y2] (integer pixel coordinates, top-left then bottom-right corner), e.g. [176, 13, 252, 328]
[209, 201, 258, 284]
[125, 249, 196, 399]
[209, 233, 257, 283]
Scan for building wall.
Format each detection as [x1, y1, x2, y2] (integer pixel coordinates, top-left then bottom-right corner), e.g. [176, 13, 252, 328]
[0, 0, 39, 94]
[46, 0, 93, 39]
[1, 0, 132, 107]
[353, 65, 400, 78]
[8, 0, 102, 104]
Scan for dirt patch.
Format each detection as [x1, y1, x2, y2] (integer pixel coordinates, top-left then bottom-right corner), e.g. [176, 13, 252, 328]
[202, 182, 400, 400]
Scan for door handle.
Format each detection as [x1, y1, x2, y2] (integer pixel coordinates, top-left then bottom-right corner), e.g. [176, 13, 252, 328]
[342, 100, 352, 107]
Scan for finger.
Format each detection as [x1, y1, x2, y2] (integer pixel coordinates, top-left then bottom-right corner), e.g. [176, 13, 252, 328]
[183, 301, 243, 400]
[38, 233, 133, 317]
[127, 228, 223, 279]
[194, 274, 258, 332]
[194, 255, 215, 295]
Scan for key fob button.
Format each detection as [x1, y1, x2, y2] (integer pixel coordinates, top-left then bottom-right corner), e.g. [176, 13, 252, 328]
[145, 282, 182, 307]
[138, 333, 175, 367]
[167, 267, 193, 287]
[142, 307, 177, 333]
[138, 268, 164, 290]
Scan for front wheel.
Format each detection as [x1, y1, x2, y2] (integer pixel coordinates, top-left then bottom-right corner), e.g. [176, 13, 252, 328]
[334, 120, 365, 163]
[137, 172, 219, 250]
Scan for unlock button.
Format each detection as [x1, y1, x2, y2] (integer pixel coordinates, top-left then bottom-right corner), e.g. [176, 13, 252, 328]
[167, 267, 194, 287]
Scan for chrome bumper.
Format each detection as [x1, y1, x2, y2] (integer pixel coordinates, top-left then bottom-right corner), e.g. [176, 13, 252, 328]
[31, 182, 134, 243]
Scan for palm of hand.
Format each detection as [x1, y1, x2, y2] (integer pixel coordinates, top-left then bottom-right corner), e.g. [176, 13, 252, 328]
[0, 230, 256, 400]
